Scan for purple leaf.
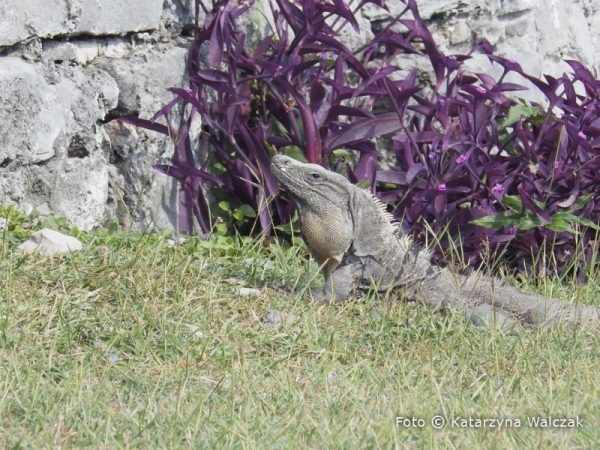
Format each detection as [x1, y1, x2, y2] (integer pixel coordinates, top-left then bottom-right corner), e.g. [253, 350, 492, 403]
[328, 105, 375, 119]
[118, 117, 169, 135]
[353, 65, 400, 99]
[565, 60, 599, 93]
[331, 0, 360, 33]
[406, 163, 427, 184]
[324, 113, 402, 150]
[518, 187, 551, 223]
[376, 171, 407, 185]
[151, 95, 183, 122]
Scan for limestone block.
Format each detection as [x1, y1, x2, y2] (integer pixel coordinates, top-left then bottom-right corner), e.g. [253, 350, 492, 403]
[43, 41, 100, 65]
[361, 0, 475, 21]
[0, 0, 66, 46]
[449, 20, 471, 45]
[0, 0, 164, 48]
[49, 145, 110, 231]
[0, 56, 120, 230]
[472, 20, 506, 46]
[534, 0, 570, 59]
[417, 0, 462, 19]
[492, 0, 535, 15]
[17, 228, 82, 256]
[98, 38, 130, 59]
[96, 44, 188, 231]
[0, 58, 75, 164]
[565, 3, 596, 68]
[505, 15, 534, 37]
[73, 0, 164, 36]
[97, 44, 187, 116]
[0, 170, 25, 204]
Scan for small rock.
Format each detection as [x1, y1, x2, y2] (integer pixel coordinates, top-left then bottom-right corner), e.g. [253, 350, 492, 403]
[17, 228, 83, 256]
[263, 310, 295, 329]
[239, 287, 261, 296]
[165, 236, 188, 246]
[107, 353, 119, 364]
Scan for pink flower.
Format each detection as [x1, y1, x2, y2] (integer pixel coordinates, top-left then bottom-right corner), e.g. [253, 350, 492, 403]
[508, 58, 517, 64]
[509, 225, 518, 234]
[448, 55, 457, 61]
[437, 184, 447, 191]
[439, 98, 445, 105]
[492, 183, 504, 194]
[578, 131, 587, 140]
[476, 86, 486, 94]
[428, 152, 436, 160]
[456, 155, 467, 164]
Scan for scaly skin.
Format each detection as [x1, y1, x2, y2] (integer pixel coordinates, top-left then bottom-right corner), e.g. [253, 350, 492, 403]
[271, 154, 600, 330]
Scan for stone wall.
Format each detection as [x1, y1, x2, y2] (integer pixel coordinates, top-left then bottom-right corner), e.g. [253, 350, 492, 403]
[1, 0, 599, 231]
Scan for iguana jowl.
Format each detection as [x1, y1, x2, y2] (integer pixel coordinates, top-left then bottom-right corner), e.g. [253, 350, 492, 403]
[271, 154, 600, 329]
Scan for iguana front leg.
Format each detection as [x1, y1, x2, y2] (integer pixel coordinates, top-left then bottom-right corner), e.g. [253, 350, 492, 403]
[310, 259, 363, 305]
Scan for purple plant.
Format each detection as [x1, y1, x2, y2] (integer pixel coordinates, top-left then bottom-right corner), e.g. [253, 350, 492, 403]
[380, 34, 600, 280]
[122, 0, 600, 280]
[122, 0, 421, 235]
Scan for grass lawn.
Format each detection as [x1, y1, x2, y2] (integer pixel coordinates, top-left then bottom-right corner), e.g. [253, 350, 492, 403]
[1, 225, 599, 448]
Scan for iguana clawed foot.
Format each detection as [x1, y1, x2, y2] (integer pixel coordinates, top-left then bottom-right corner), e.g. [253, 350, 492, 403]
[306, 288, 348, 305]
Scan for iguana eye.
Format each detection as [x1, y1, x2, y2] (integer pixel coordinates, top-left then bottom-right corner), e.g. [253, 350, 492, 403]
[309, 172, 321, 179]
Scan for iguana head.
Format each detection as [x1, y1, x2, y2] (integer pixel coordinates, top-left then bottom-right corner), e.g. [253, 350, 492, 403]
[270, 155, 351, 209]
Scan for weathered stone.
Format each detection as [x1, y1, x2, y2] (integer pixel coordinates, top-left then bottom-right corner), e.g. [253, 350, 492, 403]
[262, 310, 295, 329]
[492, 0, 535, 15]
[43, 41, 100, 65]
[472, 20, 506, 46]
[449, 20, 471, 45]
[239, 287, 261, 296]
[0, 0, 164, 48]
[97, 44, 188, 231]
[0, 0, 66, 47]
[505, 15, 534, 38]
[0, 58, 74, 164]
[73, 0, 164, 36]
[49, 143, 110, 231]
[17, 228, 83, 256]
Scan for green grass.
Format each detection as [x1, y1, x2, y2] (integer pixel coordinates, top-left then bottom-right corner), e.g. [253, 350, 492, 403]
[1, 225, 599, 449]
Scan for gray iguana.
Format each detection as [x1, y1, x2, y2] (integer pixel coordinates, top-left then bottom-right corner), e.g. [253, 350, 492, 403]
[270, 154, 600, 330]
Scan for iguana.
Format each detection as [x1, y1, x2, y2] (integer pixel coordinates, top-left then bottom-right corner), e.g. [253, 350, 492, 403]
[270, 154, 600, 330]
